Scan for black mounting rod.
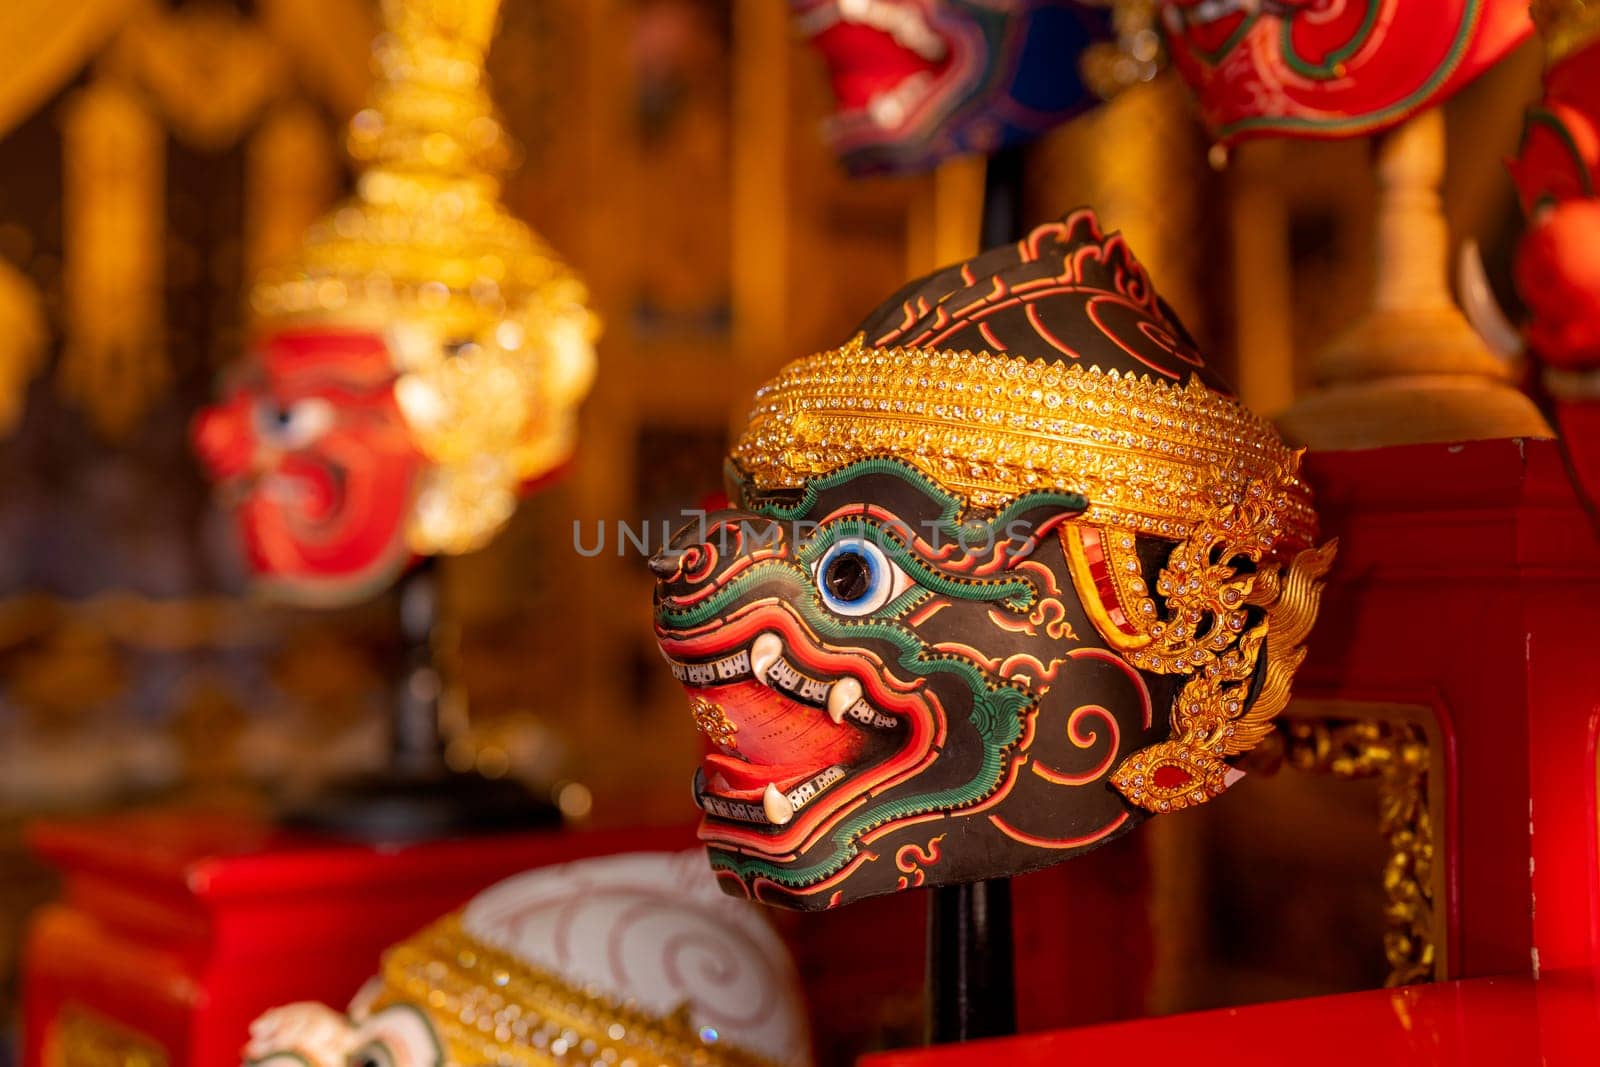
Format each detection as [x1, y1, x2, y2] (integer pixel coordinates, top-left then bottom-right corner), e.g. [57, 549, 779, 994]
[925, 878, 1017, 1044]
[979, 144, 1027, 250]
[924, 143, 1027, 1047]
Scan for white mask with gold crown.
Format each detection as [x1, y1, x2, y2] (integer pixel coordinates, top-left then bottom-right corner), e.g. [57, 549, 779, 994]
[243, 851, 813, 1067]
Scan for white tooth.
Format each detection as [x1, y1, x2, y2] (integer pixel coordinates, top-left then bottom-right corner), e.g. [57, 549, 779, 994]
[763, 783, 795, 826]
[868, 91, 906, 128]
[794, 3, 841, 38]
[716, 650, 749, 679]
[907, 34, 944, 62]
[827, 678, 862, 724]
[749, 633, 783, 686]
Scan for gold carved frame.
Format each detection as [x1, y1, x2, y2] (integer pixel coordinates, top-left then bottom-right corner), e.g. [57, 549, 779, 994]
[1148, 697, 1447, 1009]
[45, 1003, 169, 1067]
[1275, 699, 1447, 987]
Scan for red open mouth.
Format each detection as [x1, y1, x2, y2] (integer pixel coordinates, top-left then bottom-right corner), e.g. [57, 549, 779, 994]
[696, 680, 870, 798]
[659, 609, 939, 849]
[794, 0, 953, 135]
[1165, 0, 1293, 52]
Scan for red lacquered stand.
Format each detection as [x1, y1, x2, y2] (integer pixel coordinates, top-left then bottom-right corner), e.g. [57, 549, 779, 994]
[862, 437, 1600, 1064]
[862, 971, 1600, 1067]
[1300, 438, 1600, 978]
[20, 810, 696, 1066]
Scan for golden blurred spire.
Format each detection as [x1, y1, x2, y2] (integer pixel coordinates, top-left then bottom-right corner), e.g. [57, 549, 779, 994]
[252, 0, 597, 557]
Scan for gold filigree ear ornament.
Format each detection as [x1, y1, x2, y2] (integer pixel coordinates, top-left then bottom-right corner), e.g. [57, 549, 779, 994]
[1105, 478, 1338, 813]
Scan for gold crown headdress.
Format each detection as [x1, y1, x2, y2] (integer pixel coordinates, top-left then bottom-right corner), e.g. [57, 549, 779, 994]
[733, 336, 1317, 554]
[251, 0, 598, 556]
[368, 916, 788, 1067]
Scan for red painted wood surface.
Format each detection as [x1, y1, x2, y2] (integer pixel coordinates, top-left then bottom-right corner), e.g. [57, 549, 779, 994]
[20, 811, 698, 1066]
[1300, 439, 1600, 978]
[861, 971, 1600, 1067]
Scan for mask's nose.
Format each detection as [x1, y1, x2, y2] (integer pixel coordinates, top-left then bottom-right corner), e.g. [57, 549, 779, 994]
[650, 510, 782, 591]
[190, 397, 255, 479]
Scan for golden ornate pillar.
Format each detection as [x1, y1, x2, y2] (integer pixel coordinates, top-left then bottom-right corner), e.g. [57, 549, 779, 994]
[1228, 141, 1296, 416]
[57, 79, 166, 441]
[1028, 73, 1209, 336]
[246, 102, 337, 282]
[0, 256, 46, 435]
[905, 156, 985, 276]
[731, 0, 791, 381]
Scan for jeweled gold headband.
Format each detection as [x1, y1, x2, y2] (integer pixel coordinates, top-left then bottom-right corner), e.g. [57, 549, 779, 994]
[370, 916, 783, 1067]
[732, 337, 1317, 553]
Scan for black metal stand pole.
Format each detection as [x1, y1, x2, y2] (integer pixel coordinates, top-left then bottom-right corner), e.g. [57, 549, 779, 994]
[280, 555, 560, 841]
[393, 555, 445, 775]
[923, 144, 1027, 1047]
[979, 145, 1027, 249]
[925, 879, 1017, 1043]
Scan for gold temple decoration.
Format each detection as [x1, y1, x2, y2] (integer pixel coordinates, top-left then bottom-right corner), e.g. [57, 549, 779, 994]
[1533, 0, 1600, 63]
[369, 915, 785, 1067]
[246, 102, 338, 282]
[252, 0, 598, 557]
[1226, 140, 1295, 415]
[255, 0, 377, 119]
[1278, 717, 1436, 987]
[58, 79, 166, 441]
[1032, 74, 1208, 341]
[0, 0, 138, 140]
[733, 337, 1318, 548]
[46, 1003, 169, 1067]
[106, 5, 288, 152]
[0, 592, 282, 654]
[49, 0, 352, 440]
